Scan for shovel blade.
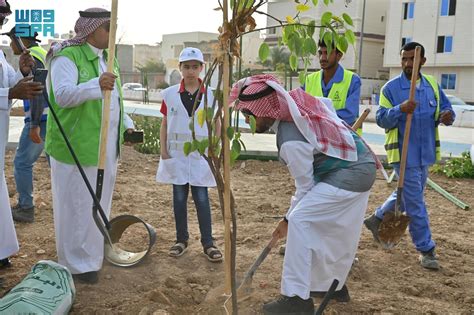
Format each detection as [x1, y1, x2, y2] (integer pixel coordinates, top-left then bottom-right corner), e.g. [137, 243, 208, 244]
[378, 212, 410, 249]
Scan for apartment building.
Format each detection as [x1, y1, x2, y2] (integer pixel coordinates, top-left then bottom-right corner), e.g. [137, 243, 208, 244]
[384, 0, 474, 103]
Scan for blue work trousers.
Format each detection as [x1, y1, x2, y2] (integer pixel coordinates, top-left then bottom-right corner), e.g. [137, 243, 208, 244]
[375, 165, 435, 252]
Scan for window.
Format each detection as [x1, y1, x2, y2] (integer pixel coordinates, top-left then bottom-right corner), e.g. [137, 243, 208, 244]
[403, 2, 415, 19]
[268, 27, 276, 35]
[441, 74, 456, 89]
[401, 37, 412, 46]
[437, 36, 453, 53]
[441, 0, 456, 16]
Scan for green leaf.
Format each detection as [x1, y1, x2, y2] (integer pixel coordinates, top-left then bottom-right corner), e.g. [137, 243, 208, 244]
[192, 139, 200, 152]
[319, 25, 325, 41]
[197, 109, 205, 127]
[336, 35, 348, 53]
[294, 36, 303, 55]
[331, 16, 343, 24]
[206, 108, 213, 122]
[321, 11, 332, 25]
[287, 33, 297, 52]
[342, 13, 353, 26]
[259, 43, 270, 62]
[296, 4, 310, 12]
[232, 139, 241, 154]
[323, 31, 334, 55]
[323, 0, 330, 5]
[304, 37, 317, 55]
[249, 115, 257, 133]
[289, 54, 298, 71]
[298, 71, 306, 85]
[345, 29, 356, 44]
[183, 142, 192, 156]
[226, 126, 234, 140]
[307, 20, 316, 37]
[311, 0, 318, 6]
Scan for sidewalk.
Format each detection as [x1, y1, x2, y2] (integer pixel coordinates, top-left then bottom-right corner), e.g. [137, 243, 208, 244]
[8, 102, 473, 160]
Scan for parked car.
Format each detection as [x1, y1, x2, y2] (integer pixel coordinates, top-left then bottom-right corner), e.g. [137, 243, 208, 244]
[122, 83, 147, 92]
[447, 95, 474, 111]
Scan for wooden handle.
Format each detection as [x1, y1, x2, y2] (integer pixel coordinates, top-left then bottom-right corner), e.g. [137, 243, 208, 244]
[352, 108, 370, 131]
[398, 46, 421, 189]
[98, 0, 118, 170]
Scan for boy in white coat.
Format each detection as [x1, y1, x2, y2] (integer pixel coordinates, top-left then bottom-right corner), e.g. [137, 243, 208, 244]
[156, 47, 222, 262]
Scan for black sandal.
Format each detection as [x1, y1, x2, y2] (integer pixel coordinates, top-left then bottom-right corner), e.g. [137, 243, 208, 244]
[169, 242, 188, 257]
[204, 246, 223, 263]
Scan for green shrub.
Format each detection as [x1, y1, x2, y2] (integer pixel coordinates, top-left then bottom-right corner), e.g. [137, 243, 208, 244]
[130, 115, 162, 154]
[156, 82, 169, 89]
[431, 151, 474, 179]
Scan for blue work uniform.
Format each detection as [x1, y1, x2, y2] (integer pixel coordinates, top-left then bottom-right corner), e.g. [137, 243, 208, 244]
[374, 72, 455, 252]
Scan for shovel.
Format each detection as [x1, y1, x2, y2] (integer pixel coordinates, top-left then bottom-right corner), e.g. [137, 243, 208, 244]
[223, 235, 279, 312]
[378, 46, 422, 249]
[351, 108, 370, 132]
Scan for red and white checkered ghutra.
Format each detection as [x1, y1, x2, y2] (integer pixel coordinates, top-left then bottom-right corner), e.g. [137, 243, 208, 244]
[230, 74, 358, 161]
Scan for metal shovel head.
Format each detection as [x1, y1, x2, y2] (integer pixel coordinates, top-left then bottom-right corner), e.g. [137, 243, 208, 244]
[104, 214, 157, 267]
[378, 211, 410, 249]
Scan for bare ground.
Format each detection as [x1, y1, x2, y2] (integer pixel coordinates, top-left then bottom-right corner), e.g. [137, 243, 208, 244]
[1, 146, 473, 314]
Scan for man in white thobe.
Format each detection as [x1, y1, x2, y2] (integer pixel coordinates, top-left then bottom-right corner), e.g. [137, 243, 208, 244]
[0, 0, 44, 275]
[45, 8, 133, 284]
[231, 74, 379, 315]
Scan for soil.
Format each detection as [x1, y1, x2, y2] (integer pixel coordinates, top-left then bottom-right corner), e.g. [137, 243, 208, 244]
[1, 147, 473, 314]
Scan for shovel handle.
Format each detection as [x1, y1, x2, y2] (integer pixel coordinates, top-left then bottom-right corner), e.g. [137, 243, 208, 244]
[396, 46, 421, 213]
[352, 108, 370, 131]
[98, 0, 118, 170]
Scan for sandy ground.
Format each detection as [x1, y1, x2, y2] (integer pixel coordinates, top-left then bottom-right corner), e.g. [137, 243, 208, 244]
[1, 146, 473, 314]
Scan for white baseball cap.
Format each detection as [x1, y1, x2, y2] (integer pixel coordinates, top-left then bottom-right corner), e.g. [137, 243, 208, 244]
[179, 47, 204, 63]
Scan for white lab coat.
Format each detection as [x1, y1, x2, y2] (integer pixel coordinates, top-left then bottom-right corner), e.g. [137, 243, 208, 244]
[49, 44, 133, 274]
[0, 50, 23, 259]
[156, 85, 216, 187]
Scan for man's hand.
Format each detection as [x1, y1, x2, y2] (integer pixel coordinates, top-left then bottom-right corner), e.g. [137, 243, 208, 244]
[19, 50, 35, 76]
[439, 110, 454, 126]
[400, 100, 417, 113]
[8, 76, 43, 100]
[272, 219, 288, 240]
[161, 151, 171, 160]
[99, 72, 117, 91]
[29, 126, 42, 144]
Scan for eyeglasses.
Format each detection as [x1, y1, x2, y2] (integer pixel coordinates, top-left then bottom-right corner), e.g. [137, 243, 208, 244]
[0, 18, 9, 25]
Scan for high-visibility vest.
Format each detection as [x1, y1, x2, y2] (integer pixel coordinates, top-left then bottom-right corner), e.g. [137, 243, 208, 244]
[382, 74, 441, 164]
[305, 69, 361, 134]
[29, 45, 47, 65]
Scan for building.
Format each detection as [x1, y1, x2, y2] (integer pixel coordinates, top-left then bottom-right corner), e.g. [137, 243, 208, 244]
[265, 0, 389, 80]
[134, 44, 162, 71]
[384, 0, 474, 103]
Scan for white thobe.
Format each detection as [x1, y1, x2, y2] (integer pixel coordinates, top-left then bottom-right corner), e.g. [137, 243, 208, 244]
[0, 50, 23, 259]
[279, 140, 369, 299]
[50, 44, 133, 274]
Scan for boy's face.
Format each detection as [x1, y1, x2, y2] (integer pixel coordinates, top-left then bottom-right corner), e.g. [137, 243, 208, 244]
[179, 60, 203, 81]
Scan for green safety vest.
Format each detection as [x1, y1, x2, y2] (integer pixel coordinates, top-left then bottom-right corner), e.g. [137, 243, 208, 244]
[382, 74, 441, 164]
[305, 69, 362, 135]
[45, 44, 125, 166]
[29, 45, 47, 65]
